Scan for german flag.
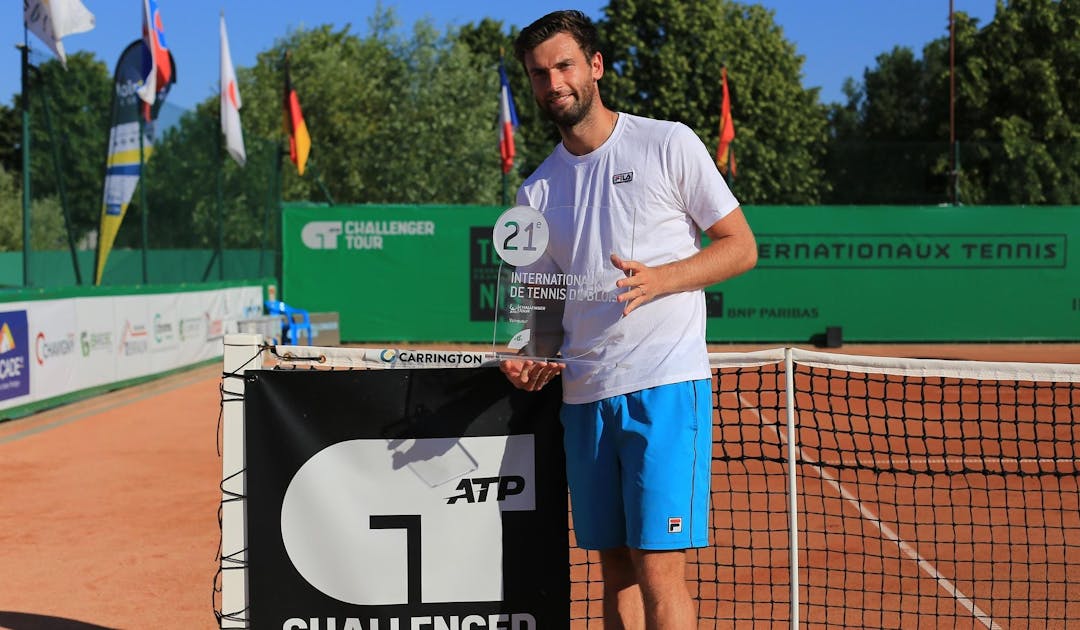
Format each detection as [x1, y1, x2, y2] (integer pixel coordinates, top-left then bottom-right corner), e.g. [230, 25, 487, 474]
[283, 52, 310, 176]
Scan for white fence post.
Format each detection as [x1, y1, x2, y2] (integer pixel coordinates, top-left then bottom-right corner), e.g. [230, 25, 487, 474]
[785, 348, 800, 630]
[220, 333, 264, 628]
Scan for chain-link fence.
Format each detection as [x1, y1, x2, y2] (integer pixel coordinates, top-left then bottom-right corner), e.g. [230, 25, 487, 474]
[822, 140, 1080, 206]
[6, 98, 283, 288]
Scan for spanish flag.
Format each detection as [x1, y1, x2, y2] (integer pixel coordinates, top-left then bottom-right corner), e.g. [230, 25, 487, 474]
[282, 53, 310, 176]
[716, 67, 736, 178]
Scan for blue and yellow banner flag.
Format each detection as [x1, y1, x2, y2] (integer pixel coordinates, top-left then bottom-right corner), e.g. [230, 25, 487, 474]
[94, 39, 176, 285]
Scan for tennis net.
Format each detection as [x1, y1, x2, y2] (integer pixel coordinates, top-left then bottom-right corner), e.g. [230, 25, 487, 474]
[571, 348, 1080, 628]
[239, 343, 1080, 629]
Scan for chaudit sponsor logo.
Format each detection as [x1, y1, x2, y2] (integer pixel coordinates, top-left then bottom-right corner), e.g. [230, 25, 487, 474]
[35, 332, 76, 365]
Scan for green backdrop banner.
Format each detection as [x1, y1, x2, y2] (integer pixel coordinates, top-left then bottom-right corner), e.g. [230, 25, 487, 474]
[282, 204, 1080, 343]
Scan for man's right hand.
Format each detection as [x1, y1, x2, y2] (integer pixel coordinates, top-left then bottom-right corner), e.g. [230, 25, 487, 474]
[499, 358, 564, 391]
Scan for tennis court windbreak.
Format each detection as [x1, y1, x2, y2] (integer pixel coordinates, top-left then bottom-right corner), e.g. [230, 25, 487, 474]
[280, 204, 1080, 343]
[219, 340, 1080, 629]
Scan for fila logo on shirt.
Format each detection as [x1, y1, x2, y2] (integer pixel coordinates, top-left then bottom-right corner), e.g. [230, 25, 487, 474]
[612, 171, 634, 185]
[667, 517, 683, 533]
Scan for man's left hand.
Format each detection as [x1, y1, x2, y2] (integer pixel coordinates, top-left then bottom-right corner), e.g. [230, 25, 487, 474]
[611, 253, 665, 316]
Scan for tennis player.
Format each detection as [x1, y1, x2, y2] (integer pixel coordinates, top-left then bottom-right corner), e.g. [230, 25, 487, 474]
[498, 9, 758, 628]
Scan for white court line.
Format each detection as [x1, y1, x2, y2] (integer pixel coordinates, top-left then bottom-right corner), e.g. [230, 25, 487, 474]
[818, 456, 1080, 469]
[0, 365, 218, 446]
[733, 393, 1003, 630]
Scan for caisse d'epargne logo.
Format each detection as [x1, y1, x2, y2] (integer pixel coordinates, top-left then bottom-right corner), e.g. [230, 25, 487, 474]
[0, 311, 30, 401]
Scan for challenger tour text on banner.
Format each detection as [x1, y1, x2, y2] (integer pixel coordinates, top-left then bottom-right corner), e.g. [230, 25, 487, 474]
[300, 219, 436, 251]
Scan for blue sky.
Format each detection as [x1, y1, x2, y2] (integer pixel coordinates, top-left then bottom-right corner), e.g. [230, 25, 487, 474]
[5, 1, 997, 110]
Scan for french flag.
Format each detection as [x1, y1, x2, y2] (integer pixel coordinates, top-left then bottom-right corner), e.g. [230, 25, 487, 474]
[498, 60, 519, 175]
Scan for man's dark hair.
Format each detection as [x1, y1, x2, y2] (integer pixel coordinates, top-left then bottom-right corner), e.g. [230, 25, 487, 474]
[513, 10, 600, 64]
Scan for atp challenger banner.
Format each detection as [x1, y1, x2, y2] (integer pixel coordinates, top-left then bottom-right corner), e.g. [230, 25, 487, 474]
[283, 204, 1080, 343]
[243, 367, 570, 628]
[94, 40, 177, 285]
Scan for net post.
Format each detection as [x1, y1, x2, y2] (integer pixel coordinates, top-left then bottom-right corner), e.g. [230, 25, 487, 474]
[785, 347, 800, 629]
[220, 333, 264, 628]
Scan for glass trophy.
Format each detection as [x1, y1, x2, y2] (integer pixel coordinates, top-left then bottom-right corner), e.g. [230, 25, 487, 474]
[490, 205, 617, 367]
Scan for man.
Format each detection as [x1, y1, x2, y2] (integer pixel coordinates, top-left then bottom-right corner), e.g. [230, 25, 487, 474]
[500, 10, 757, 628]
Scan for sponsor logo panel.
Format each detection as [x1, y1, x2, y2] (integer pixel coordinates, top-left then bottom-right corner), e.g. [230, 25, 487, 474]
[35, 332, 76, 365]
[756, 233, 1066, 269]
[302, 219, 437, 252]
[0, 311, 30, 401]
[119, 321, 149, 356]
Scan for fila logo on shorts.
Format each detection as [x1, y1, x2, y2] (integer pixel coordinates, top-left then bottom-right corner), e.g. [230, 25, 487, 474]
[667, 517, 683, 534]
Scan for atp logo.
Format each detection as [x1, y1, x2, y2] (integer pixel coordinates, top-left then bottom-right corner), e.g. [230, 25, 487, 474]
[446, 476, 526, 505]
[302, 221, 344, 250]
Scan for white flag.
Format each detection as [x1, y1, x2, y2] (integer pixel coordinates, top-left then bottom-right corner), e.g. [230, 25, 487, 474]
[220, 13, 246, 166]
[24, 0, 96, 68]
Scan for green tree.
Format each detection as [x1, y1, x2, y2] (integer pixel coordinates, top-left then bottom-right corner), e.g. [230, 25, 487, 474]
[0, 102, 19, 175]
[131, 6, 525, 259]
[0, 165, 67, 251]
[960, 0, 1079, 204]
[24, 52, 112, 237]
[235, 8, 503, 205]
[456, 18, 562, 187]
[827, 0, 1079, 204]
[597, 0, 829, 204]
[140, 99, 279, 250]
[824, 43, 954, 204]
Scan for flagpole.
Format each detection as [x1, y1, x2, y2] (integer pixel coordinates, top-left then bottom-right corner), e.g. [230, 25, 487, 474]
[278, 53, 288, 298]
[727, 146, 734, 188]
[274, 146, 284, 298]
[307, 159, 335, 205]
[259, 139, 275, 278]
[138, 115, 149, 283]
[216, 12, 225, 282]
[19, 36, 32, 287]
[949, 0, 959, 206]
[34, 66, 83, 284]
[217, 102, 225, 280]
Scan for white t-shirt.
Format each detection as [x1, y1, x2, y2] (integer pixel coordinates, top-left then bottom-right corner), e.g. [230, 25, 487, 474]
[516, 113, 740, 404]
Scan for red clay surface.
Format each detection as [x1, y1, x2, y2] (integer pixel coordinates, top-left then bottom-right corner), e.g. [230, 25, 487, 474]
[0, 344, 1076, 629]
[0, 364, 223, 630]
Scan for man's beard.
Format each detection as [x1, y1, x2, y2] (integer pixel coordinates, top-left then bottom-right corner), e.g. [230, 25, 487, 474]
[538, 83, 596, 129]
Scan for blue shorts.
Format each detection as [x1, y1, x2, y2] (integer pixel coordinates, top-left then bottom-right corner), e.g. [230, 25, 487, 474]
[560, 379, 713, 550]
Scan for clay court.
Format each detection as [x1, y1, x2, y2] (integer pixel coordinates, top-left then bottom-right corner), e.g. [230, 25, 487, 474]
[0, 342, 1076, 629]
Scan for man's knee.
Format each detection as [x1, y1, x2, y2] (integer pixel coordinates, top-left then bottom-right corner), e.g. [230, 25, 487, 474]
[630, 548, 689, 587]
[600, 546, 637, 587]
